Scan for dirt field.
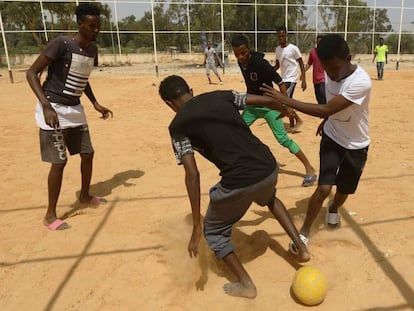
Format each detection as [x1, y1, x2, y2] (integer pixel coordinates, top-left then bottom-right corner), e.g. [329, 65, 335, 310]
[1, 59, 414, 311]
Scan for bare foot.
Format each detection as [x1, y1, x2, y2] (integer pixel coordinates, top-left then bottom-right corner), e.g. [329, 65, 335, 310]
[223, 282, 257, 299]
[288, 235, 311, 262]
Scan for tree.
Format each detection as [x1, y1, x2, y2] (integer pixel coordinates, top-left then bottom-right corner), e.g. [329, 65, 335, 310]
[317, 0, 392, 53]
[0, 2, 45, 50]
[385, 33, 414, 54]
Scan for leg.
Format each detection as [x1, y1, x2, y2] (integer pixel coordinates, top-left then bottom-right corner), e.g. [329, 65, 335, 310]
[327, 144, 368, 220]
[268, 197, 310, 262]
[241, 106, 261, 127]
[379, 62, 384, 80]
[39, 129, 70, 229]
[204, 182, 259, 298]
[79, 152, 94, 202]
[300, 185, 332, 237]
[206, 65, 212, 84]
[315, 83, 326, 105]
[222, 252, 257, 298]
[328, 191, 348, 214]
[294, 150, 316, 181]
[44, 163, 67, 226]
[212, 66, 222, 82]
[377, 62, 381, 80]
[325, 190, 348, 229]
[264, 111, 315, 181]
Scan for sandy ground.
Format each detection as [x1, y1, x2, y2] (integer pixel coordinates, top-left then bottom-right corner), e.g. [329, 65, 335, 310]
[1, 60, 414, 311]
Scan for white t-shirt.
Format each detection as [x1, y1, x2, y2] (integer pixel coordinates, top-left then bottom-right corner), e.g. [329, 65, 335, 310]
[275, 44, 302, 82]
[324, 65, 371, 150]
[35, 101, 88, 130]
[205, 47, 216, 64]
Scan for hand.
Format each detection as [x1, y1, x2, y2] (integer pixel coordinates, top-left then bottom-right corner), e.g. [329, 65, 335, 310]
[188, 224, 202, 258]
[94, 103, 113, 120]
[277, 106, 294, 120]
[261, 83, 283, 103]
[43, 105, 59, 128]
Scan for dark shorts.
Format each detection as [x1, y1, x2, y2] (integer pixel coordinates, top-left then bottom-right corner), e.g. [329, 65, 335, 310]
[318, 133, 368, 194]
[314, 82, 326, 105]
[203, 169, 278, 259]
[39, 125, 94, 164]
[284, 82, 297, 98]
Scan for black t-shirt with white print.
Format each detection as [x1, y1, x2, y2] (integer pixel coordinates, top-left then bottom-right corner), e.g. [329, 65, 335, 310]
[169, 90, 277, 189]
[238, 51, 283, 95]
[42, 36, 98, 106]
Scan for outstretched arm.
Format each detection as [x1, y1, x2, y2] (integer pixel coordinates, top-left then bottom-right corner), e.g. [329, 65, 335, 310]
[84, 82, 113, 119]
[260, 83, 353, 118]
[181, 153, 202, 258]
[245, 93, 289, 116]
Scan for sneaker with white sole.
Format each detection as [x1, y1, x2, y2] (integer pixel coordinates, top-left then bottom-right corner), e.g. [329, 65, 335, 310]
[325, 202, 340, 229]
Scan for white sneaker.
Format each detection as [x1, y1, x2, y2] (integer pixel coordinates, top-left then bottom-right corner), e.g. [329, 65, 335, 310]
[325, 202, 340, 229]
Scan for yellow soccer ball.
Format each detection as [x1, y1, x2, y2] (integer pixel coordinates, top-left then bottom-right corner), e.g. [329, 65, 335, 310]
[291, 266, 328, 306]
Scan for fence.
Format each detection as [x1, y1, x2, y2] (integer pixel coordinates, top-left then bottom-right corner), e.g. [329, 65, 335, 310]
[1, 0, 414, 82]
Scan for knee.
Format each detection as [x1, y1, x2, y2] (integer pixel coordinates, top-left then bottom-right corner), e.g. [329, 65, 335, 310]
[203, 221, 234, 259]
[49, 162, 66, 176]
[279, 138, 300, 154]
[312, 186, 331, 201]
[51, 162, 66, 170]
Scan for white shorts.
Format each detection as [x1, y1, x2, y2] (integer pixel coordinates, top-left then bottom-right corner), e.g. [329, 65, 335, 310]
[35, 100, 87, 130]
[205, 62, 218, 75]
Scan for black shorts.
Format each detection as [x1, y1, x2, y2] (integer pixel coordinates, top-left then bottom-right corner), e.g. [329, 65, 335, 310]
[39, 125, 94, 164]
[318, 133, 368, 194]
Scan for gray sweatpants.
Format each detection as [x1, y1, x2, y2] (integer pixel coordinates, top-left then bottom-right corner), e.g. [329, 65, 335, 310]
[204, 169, 278, 259]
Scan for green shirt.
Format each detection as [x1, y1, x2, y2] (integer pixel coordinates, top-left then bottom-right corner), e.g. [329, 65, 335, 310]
[375, 44, 388, 62]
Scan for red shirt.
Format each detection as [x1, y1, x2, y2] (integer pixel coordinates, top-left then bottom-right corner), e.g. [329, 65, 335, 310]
[307, 48, 325, 83]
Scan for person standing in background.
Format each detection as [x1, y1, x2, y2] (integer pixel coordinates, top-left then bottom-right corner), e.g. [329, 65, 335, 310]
[275, 26, 306, 133]
[372, 37, 388, 80]
[305, 35, 326, 105]
[204, 40, 223, 84]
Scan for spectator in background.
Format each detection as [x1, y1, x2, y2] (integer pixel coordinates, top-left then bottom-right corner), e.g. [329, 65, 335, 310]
[305, 35, 326, 105]
[274, 26, 306, 133]
[372, 37, 388, 80]
[204, 40, 223, 84]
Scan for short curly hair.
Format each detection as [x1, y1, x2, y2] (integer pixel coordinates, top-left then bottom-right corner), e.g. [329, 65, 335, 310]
[317, 34, 349, 61]
[159, 75, 190, 101]
[75, 3, 100, 22]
